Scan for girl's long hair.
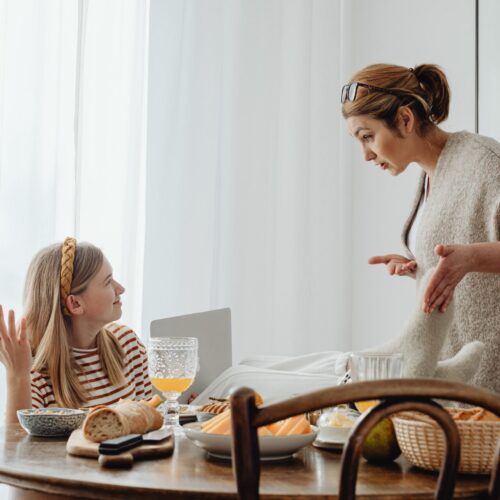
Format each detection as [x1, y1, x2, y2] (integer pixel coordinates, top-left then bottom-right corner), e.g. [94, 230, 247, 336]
[23, 242, 125, 408]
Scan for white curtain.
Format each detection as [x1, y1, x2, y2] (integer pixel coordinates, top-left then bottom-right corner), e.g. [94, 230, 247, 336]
[143, 0, 353, 362]
[0, 0, 149, 408]
[0, 0, 78, 315]
[75, 0, 149, 331]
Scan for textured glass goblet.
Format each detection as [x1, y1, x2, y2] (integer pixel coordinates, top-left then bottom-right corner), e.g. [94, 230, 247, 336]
[148, 337, 198, 433]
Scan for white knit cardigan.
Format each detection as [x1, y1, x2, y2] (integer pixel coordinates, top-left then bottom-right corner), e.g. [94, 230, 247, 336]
[402, 131, 500, 394]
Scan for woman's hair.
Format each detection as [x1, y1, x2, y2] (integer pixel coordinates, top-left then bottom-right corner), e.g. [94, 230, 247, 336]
[341, 63, 450, 135]
[23, 241, 125, 408]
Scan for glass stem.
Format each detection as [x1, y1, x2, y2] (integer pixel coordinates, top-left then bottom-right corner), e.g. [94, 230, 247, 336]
[164, 394, 180, 428]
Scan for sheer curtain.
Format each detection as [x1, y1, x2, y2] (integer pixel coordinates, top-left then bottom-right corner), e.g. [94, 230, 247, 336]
[75, 0, 149, 332]
[0, 0, 149, 409]
[143, 0, 353, 361]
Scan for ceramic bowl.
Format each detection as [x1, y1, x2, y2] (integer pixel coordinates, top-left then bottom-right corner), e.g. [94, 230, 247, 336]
[184, 422, 318, 461]
[17, 408, 86, 437]
[316, 407, 359, 444]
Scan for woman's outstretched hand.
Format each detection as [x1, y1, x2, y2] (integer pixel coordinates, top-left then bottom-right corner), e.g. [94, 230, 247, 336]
[368, 254, 417, 278]
[0, 306, 32, 377]
[423, 244, 471, 313]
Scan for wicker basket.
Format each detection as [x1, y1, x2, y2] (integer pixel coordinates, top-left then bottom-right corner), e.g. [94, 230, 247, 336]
[392, 410, 500, 475]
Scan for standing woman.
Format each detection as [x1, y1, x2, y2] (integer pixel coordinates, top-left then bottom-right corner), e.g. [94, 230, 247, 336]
[341, 63, 500, 394]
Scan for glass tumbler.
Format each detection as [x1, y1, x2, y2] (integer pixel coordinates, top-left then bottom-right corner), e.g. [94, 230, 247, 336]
[349, 353, 403, 412]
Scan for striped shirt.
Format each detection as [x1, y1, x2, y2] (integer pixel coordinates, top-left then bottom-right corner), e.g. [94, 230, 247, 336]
[30, 323, 153, 408]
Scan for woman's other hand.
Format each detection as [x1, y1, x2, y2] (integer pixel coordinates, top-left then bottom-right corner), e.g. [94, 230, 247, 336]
[368, 254, 417, 278]
[0, 306, 32, 377]
[423, 244, 471, 313]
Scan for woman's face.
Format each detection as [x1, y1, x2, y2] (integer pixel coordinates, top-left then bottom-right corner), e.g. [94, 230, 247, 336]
[346, 114, 411, 176]
[77, 258, 125, 325]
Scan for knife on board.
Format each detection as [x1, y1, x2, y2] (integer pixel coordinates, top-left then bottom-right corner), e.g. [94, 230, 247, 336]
[97, 427, 173, 467]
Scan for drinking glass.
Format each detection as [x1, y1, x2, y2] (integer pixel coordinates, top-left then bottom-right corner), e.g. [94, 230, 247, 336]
[148, 337, 198, 433]
[349, 353, 403, 412]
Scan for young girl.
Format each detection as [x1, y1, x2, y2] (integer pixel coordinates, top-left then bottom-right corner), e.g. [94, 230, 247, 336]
[341, 63, 500, 394]
[0, 237, 152, 423]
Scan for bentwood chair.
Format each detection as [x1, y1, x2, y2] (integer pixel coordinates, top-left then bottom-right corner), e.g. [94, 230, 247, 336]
[230, 379, 500, 500]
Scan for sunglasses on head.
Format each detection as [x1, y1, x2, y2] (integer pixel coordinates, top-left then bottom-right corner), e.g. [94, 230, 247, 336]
[341, 82, 404, 104]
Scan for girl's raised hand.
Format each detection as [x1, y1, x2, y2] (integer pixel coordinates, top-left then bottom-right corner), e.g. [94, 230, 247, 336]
[368, 254, 417, 278]
[0, 306, 32, 377]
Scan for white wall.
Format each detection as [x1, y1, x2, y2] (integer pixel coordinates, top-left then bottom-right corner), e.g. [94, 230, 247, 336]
[478, 0, 500, 140]
[346, 0, 476, 350]
[144, 0, 477, 357]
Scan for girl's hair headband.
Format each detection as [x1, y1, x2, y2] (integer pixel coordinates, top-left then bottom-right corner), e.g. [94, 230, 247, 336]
[60, 237, 77, 316]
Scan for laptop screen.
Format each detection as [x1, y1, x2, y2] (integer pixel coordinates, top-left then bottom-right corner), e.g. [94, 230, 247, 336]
[150, 308, 232, 403]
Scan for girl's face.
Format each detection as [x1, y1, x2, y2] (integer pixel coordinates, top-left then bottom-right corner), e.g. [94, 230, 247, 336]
[346, 114, 412, 176]
[77, 258, 125, 325]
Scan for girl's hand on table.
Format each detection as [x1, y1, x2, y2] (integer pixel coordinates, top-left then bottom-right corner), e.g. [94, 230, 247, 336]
[423, 244, 471, 313]
[368, 254, 417, 278]
[0, 306, 32, 377]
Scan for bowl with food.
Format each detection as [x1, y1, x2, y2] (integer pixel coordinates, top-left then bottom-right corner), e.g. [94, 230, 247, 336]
[315, 406, 359, 448]
[185, 410, 317, 461]
[17, 408, 87, 437]
[196, 401, 231, 423]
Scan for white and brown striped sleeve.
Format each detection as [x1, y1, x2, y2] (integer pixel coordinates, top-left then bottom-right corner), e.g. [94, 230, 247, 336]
[30, 370, 56, 409]
[112, 324, 153, 401]
[135, 336, 153, 400]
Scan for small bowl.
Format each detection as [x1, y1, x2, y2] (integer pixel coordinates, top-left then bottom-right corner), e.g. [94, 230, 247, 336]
[317, 407, 359, 444]
[196, 411, 217, 423]
[17, 408, 86, 437]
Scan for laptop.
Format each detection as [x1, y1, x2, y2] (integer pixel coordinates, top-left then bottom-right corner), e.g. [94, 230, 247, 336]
[150, 308, 232, 403]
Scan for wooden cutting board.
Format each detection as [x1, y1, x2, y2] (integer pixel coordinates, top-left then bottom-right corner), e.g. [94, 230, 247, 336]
[66, 429, 174, 468]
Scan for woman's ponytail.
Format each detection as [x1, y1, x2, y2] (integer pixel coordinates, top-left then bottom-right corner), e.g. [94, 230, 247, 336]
[412, 64, 450, 124]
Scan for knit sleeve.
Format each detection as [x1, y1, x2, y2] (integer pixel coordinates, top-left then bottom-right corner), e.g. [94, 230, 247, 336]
[493, 198, 500, 241]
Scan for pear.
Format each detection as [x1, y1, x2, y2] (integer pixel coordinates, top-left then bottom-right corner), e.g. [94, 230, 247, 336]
[362, 417, 401, 463]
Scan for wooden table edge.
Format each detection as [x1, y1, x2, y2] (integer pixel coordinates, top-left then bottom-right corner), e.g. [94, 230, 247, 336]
[0, 465, 490, 500]
[0, 468, 237, 499]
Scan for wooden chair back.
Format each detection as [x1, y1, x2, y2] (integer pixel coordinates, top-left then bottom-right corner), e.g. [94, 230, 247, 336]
[230, 379, 500, 500]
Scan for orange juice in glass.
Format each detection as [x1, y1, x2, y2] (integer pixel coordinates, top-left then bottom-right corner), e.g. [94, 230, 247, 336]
[355, 400, 379, 413]
[151, 377, 194, 393]
[349, 353, 403, 412]
[148, 337, 198, 433]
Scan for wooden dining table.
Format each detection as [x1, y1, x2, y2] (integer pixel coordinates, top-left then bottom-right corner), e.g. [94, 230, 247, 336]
[0, 424, 490, 499]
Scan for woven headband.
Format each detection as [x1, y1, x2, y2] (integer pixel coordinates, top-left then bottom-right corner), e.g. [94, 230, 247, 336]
[60, 237, 77, 316]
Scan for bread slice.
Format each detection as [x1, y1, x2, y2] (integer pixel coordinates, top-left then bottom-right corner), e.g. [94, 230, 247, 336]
[83, 407, 130, 442]
[116, 401, 163, 433]
[82, 401, 163, 443]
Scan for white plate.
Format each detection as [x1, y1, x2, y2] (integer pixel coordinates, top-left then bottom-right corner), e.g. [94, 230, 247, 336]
[178, 404, 199, 418]
[312, 438, 344, 451]
[183, 422, 318, 461]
